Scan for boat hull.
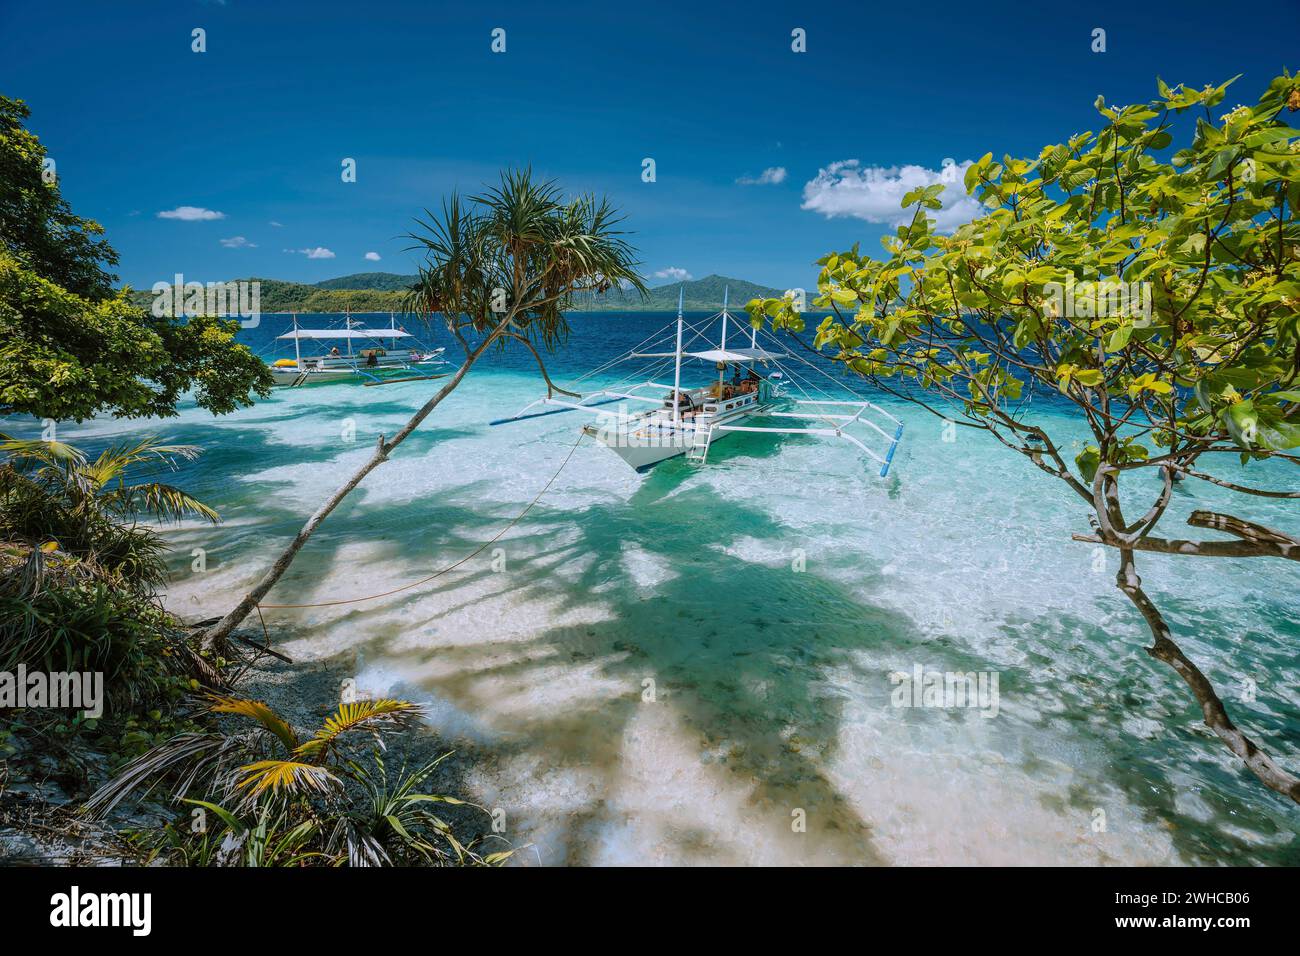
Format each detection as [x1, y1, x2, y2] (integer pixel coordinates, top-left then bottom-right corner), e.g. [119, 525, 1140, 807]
[269, 367, 360, 386]
[581, 396, 774, 472]
[583, 424, 693, 471]
[268, 356, 446, 387]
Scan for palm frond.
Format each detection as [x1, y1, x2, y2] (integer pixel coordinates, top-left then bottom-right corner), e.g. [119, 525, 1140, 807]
[234, 759, 341, 801]
[402, 166, 644, 360]
[84, 440, 202, 487]
[208, 696, 300, 752]
[102, 481, 221, 524]
[82, 731, 255, 819]
[0, 433, 86, 468]
[294, 699, 420, 759]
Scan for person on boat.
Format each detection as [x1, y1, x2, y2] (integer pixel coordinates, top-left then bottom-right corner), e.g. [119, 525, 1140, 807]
[366, 351, 378, 367]
[329, 346, 341, 357]
[722, 366, 743, 399]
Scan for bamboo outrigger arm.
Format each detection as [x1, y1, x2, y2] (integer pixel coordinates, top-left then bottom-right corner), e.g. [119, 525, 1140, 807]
[488, 381, 669, 426]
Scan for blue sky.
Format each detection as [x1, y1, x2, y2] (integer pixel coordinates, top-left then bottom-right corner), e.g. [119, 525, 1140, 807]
[2, 0, 1296, 291]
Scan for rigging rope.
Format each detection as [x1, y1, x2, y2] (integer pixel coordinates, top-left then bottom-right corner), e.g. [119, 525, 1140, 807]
[256, 429, 587, 611]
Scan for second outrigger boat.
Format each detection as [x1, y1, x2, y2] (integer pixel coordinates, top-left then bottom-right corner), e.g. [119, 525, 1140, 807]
[491, 287, 904, 476]
[267, 312, 448, 387]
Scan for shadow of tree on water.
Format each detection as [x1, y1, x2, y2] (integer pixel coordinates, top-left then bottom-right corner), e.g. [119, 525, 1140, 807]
[339, 446, 1063, 864]
[1001, 594, 1300, 867]
[150, 414, 1298, 865]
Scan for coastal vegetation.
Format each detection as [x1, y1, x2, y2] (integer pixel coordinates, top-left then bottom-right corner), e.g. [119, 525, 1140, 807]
[130, 279, 412, 317]
[86, 696, 509, 866]
[0, 95, 275, 792]
[1, 436, 220, 772]
[199, 168, 646, 647]
[0, 95, 493, 864]
[749, 72, 1300, 803]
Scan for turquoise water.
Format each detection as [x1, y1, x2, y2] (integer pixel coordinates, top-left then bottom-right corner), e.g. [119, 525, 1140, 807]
[20, 312, 1300, 864]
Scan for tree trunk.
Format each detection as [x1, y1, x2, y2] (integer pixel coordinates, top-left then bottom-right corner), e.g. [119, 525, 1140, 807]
[199, 336, 498, 650]
[1115, 547, 1300, 805]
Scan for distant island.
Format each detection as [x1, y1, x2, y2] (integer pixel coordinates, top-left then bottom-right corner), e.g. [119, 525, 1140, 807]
[125, 273, 789, 314]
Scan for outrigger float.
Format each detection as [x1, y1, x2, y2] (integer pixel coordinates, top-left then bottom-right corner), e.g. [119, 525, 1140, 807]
[266, 312, 449, 387]
[490, 287, 904, 475]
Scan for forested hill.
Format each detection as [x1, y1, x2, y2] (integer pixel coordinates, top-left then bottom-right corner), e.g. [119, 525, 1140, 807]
[312, 272, 419, 291]
[126, 273, 787, 314]
[570, 275, 786, 311]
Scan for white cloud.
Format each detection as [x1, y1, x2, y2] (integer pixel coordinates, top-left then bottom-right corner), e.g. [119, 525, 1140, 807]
[364, 251, 381, 261]
[268, 220, 283, 227]
[653, 267, 692, 281]
[736, 166, 788, 186]
[285, 247, 336, 259]
[219, 236, 256, 249]
[800, 159, 982, 232]
[157, 205, 225, 221]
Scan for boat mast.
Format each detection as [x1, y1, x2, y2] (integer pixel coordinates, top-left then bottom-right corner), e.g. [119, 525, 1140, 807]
[718, 286, 728, 396]
[672, 285, 684, 426]
[292, 313, 301, 367]
[345, 308, 353, 359]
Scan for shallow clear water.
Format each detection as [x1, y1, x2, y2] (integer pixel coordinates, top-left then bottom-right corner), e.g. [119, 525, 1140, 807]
[18, 312, 1300, 864]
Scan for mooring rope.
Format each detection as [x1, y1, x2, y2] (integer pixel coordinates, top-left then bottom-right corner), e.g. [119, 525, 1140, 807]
[256, 430, 587, 611]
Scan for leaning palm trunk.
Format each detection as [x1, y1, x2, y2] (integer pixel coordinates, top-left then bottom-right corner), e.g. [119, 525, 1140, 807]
[200, 169, 644, 649]
[200, 328, 502, 648]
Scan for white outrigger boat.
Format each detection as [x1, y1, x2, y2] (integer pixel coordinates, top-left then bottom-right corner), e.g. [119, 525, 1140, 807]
[267, 313, 448, 387]
[491, 288, 905, 476]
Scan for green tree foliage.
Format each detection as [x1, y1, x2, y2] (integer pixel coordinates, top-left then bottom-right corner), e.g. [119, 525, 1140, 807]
[750, 73, 1300, 803]
[0, 96, 117, 300]
[0, 95, 271, 421]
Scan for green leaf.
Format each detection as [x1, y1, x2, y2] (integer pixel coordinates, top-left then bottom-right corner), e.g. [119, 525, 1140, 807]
[181, 798, 246, 834]
[1075, 446, 1101, 483]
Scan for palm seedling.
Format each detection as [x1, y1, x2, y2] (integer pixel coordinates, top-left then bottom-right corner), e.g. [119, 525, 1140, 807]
[85, 695, 511, 866]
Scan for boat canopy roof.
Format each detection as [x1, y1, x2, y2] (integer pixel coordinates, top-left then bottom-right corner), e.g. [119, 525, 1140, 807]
[277, 328, 414, 341]
[632, 346, 786, 362]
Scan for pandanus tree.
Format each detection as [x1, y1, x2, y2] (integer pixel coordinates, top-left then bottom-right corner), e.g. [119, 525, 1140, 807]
[201, 169, 645, 647]
[749, 73, 1300, 803]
